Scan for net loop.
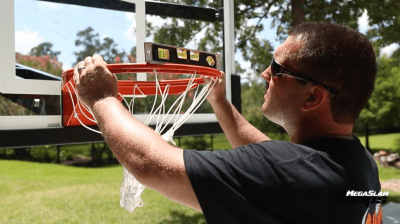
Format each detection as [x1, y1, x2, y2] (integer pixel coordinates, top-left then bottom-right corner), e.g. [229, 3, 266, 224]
[161, 129, 176, 145]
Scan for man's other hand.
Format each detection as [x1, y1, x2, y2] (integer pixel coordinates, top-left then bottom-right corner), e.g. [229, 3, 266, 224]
[204, 71, 226, 104]
[73, 54, 118, 109]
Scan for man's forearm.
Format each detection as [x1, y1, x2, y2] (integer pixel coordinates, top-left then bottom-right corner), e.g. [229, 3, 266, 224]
[74, 55, 201, 210]
[211, 99, 270, 148]
[91, 97, 185, 181]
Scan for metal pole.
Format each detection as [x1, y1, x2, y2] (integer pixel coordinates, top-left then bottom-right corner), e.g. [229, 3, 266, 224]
[223, 0, 235, 103]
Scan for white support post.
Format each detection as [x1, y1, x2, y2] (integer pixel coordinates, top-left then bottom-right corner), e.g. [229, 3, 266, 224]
[223, 0, 235, 102]
[0, 0, 14, 94]
[122, 0, 147, 81]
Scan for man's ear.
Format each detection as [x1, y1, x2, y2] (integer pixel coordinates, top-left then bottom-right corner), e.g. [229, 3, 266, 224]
[302, 86, 327, 112]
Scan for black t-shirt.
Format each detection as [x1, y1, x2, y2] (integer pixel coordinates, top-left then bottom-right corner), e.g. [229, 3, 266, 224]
[184, 136, 381, 224]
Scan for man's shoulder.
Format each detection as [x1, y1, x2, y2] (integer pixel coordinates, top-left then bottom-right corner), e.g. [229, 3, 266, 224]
[239, 140, 318, 165]
[243, 136, 367, 165]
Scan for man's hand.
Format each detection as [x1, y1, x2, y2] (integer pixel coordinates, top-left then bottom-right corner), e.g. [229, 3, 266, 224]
[73, 55, 118, 109]
[204, 71, 226, 104]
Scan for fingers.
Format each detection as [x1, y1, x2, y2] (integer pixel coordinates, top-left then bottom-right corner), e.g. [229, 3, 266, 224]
[75, 55, 108, 83]
[92, 54, 115, 79]
[218, 71, 225, 83]
[84, 56, 94, 69]
[73, 61, 86, 85]
[92, 54, 108, 68]
[203, 71, 225, 84]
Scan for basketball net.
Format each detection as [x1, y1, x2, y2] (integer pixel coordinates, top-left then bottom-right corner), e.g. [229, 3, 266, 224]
[67, 66, 220, 212]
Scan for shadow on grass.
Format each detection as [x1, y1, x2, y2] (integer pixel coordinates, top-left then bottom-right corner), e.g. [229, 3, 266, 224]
[157, 210, 206, 224]
[387, 194, 400, 203]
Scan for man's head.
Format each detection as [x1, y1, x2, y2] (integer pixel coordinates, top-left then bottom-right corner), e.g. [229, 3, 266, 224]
[262, 22, 376, 126]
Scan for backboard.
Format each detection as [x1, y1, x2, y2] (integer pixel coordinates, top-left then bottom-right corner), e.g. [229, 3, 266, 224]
[0, 0, 240, 148]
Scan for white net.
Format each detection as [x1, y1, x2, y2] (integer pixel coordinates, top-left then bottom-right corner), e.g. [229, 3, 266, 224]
[68, 66, 220, 212]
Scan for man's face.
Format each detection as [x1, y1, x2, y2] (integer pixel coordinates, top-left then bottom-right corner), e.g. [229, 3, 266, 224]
[261, 37, 306, 126]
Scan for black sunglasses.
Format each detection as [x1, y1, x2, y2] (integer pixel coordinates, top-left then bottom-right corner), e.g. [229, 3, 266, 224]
[270, 58, 339, 95]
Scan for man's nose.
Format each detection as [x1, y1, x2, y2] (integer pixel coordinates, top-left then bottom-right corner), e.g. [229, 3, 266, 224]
[261, 66, 272, 82]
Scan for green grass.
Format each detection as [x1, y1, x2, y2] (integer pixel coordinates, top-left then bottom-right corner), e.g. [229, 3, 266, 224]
[1, 155, 399, 223]
[377, 164, 400, 204]
[2, 133, 400, 223]
[358, 133, 400, 151]
[378, 164, 400, 181]
[384, 191, 400, 203]
[0, 160, 205, 224]
[211, 134, 232, 149]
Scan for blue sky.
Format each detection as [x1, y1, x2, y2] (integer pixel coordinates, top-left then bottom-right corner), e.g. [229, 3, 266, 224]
[14, 0, 280, 72]
[14, 0, 398, 73]
[15, 0, 138, 70]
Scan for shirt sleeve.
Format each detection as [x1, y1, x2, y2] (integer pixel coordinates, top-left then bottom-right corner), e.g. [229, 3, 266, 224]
[184, 142, 293, 224]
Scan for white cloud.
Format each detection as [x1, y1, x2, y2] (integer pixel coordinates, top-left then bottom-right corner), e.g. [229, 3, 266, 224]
[37, 1, 60, 11]
[125, 12, 136, 41]
[147, 15, 168, 27]
[15, 29, 45, 54]
[62, 63, 71, 72]
[101, 33, 109, 40]
[380, 43, 399, 58]
[358, 9, 369, 34]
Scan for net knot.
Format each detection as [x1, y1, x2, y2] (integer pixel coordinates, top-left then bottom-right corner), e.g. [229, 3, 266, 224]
[161, 130, 176, 145]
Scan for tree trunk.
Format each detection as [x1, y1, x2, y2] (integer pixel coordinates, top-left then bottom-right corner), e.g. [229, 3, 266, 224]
[91, 143, 96, 166]
[107, 144, 113, 163]
[210, 135, 214, 150]
[291, 0, 306, 26]
[56, 145, 60, 164]
[365, 123, 371, 153]
[13, 148, 30, 160]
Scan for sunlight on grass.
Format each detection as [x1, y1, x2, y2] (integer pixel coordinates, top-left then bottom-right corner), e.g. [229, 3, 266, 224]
[358, 133, 400, 151]
[378, 164, 400, 181]
[0, 160, 205, 224]
[212, 134, 232, 149]
[378, 165, 400, 204]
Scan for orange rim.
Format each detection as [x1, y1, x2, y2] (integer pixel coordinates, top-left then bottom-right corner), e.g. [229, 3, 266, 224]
[62, 63, 221, 95]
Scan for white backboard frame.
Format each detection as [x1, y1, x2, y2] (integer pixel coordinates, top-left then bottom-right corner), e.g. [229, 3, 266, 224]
[0, 0, 235, 130]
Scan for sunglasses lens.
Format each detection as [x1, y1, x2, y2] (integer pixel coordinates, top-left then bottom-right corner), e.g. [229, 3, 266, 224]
[270, 60, 279, 76]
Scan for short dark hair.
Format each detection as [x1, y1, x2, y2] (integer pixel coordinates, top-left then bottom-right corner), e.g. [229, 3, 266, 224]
[288, 22, 376, 124]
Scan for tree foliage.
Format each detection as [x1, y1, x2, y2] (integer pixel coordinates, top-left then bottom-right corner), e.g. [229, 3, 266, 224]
[29, 42, 60, 58]
[365, 0, 400, 47]
[74, 27, 126, 65]
[16, 52, 63, 76]
[151, 0, 394, 137]
[358, 54, 400, 128]
[153, 0, 374, 70]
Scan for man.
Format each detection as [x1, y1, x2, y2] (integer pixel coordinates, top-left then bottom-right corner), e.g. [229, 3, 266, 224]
[74, 22, 381, 223]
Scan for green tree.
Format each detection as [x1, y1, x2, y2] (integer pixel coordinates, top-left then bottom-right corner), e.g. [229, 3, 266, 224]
[100, 37, 126, 64]
[74, 27, 126, 65]
[74, 27, 100, 63]
[357, 55, 400, 150]
[154, 0, 371, 68]
[152, 1, 400, 140]
[182, 136, 212, 151]
[29, 42, 60, 58]
[365, 0, 400, 48]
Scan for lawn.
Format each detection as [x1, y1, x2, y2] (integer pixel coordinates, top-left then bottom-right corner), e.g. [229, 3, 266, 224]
[358, 133, 400, 151]
[210, 134, 232, 150]
[0, 160, 205, 224]
[2, 133, 400, 223]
